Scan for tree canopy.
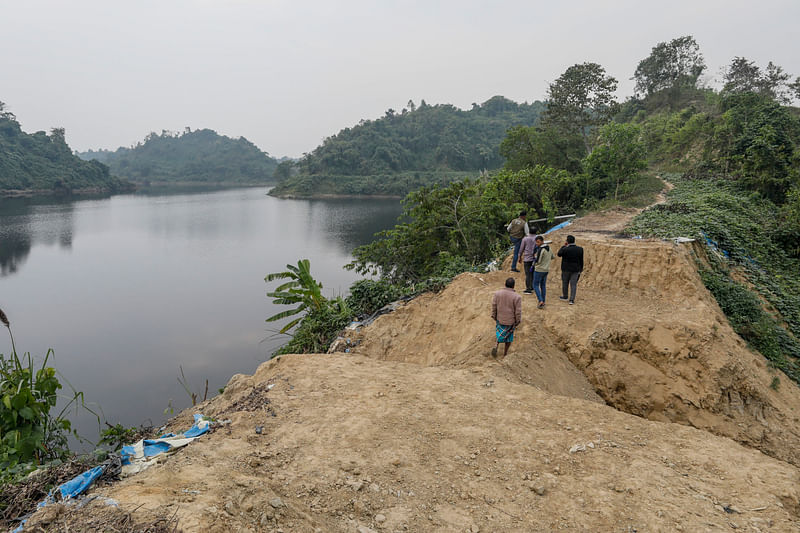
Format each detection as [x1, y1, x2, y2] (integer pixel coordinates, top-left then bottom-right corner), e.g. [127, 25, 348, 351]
[0, 103, 130, 195]
[543, 63, 618, 152]
[270, 96, 545, 197]
[633, 36, 706, 96]
[80, 128, 279, 184]
[721, 57, 795, 104]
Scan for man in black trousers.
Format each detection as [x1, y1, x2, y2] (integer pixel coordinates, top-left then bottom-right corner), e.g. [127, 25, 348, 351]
[557, 235, 583, 305]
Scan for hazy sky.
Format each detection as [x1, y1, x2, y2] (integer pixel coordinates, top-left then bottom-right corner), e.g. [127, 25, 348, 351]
[2, 0, 798, 158]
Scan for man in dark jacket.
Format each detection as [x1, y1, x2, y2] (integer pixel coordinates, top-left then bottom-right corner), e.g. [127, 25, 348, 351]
[557, 235, 583, 305]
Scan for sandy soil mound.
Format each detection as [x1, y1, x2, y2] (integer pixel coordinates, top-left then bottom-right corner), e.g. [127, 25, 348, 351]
[350, 210, 800, 468]
[53, 355, 800, 532]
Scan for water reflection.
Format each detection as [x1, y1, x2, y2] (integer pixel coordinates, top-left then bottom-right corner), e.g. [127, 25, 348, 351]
[0, 196, 76, 277]
[0, 188, 402, 445]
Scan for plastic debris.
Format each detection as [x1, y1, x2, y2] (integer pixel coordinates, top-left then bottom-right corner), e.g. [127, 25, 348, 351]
[120, 414, 211, 476]
[11, 414, 211, 532]
[544, 220, 573, 234]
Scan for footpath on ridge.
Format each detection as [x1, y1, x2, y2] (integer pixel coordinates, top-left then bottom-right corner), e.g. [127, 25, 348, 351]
[21, 203, 800, 532]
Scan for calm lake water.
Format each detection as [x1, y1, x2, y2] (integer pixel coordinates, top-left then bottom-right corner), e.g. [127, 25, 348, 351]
[0, 187, 402, 444]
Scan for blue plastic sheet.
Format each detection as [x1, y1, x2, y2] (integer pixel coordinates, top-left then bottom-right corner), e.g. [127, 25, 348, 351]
[121, 414, 210, 466]
[13, 414, 211, 532]
[544, 219, 573, 234]
[58, 466, 105, 500]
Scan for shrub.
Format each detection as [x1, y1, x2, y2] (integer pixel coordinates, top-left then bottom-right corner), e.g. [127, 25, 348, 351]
[346, 279, 407, 317]
[0, 310, 80, 477]
[273, 299, 352, 356]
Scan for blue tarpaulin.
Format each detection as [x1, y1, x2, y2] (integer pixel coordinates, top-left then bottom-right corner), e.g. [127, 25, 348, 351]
[120, 414, 210, 475]
[13, 414, 211, 532]
[544, 219, 572, 234]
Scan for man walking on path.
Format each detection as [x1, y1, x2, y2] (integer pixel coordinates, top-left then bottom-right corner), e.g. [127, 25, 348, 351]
[557, 235, 583, 305]
[532, 236, 554, 308]
[491, 277, 522, 358]
[506, 211, 529, 272]
[518, 231, 538, 294]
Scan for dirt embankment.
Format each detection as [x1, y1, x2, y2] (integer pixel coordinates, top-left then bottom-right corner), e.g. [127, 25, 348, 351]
[354, 207, 800, 468]
[22, 204, 800, 532]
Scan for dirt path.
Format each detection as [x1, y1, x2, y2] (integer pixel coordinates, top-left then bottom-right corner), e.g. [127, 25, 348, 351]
[22, 186, 800, 532]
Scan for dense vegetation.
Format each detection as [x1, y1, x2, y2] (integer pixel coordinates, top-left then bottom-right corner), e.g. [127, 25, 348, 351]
[272, 36, 800, 389]
[0, 309, 88, 484]
[269, 96, 545, 197]
[80, 128, 279, 185]
[628, 176, 800, 381]
[623, 41, 800, 384]
[0, 102, 131, 195]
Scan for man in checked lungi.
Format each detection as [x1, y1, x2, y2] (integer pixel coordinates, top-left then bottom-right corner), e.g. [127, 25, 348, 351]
[491, 277, 522, 358]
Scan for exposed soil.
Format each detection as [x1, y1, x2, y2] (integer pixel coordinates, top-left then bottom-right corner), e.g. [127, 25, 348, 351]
[19, 191, 800, 532]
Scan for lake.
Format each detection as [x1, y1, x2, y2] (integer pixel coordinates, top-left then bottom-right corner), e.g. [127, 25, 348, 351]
[0, 187, 402, 444]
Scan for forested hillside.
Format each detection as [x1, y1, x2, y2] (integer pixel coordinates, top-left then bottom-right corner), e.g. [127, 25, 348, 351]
[0, 102, 131, 195]
[80, 128, 279, 185]
[269, 96, 545, 197]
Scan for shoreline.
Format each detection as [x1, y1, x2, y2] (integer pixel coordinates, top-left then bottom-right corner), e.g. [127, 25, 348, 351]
[0, 186, 125, 198]
[268, 191, 404, 200]
[1, 182, 277, 199]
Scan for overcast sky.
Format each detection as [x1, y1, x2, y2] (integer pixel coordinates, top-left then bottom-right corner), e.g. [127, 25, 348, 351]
[2, 0, 798, 158]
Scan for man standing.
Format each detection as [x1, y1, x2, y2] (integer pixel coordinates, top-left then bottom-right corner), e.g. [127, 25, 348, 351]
[518, 231, 538, 294]
[532, 235, 554, 308]
[491, 277, 522, 358]
[557, 235, 584, 305]
[506, 211, 529, 272]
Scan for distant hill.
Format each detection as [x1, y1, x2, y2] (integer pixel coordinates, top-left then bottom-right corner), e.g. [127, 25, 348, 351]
[80, 128, 279, 185]
[270, 96, 545, 197]
[0, 103, 131, 196]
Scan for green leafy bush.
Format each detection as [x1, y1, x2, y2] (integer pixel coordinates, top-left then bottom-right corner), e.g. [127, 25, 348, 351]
[0, 309, 99, 482]
[0, 349, 70, 469]
[700, 267, 800, 381]
[345, 279, 408, 317]
[99, 423, 151, 451]
[273, 300, 352, 356]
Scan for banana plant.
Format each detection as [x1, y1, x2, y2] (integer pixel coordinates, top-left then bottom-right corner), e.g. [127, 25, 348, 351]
[265, 259, 326, 333]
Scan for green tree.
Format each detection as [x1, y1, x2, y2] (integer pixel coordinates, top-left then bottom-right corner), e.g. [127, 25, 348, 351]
[791, 77, 800, 101]
[633, 36, 706, 96]
[716, 92, 800, 201]
[722, 57, 794, 103]
[265, 259, 326, 333]
[584, 123, 647, 201]
[775, 187, 800, 257]
[348, 178, 508, 282]
[484, 166, 577, 221]
[499, 125, 586, 173]
[265, 260, 351, 355]
[273, 160, 295, 182]
[544, 62, 619, 152]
